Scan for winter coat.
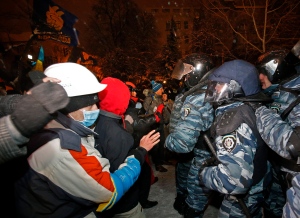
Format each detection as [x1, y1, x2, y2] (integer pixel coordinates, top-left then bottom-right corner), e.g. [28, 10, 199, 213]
[143, 93, 163, 115]
[14, 112, 143, 218]
[95, 77, 145, 215]
[200, 102, 271, 217]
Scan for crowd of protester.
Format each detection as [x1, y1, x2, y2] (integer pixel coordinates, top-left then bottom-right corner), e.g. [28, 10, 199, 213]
[0, 39, 300, 218]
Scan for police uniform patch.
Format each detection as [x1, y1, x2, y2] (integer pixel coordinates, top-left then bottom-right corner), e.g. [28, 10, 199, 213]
[184, 108, 191, 117]
[270, 102, 281, 114]
[222, 134, 236, 153]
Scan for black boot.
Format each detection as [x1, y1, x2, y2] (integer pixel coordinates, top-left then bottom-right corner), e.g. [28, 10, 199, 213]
[173, 194, 187, 215]
[141, 200, 158, 209]
[155, 165, 168, 172]
[184, 205, 203, 218]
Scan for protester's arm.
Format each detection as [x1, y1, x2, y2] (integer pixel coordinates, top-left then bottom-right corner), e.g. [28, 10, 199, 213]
[0, 116, 28, 164]
[0, 82, 69, 164]
[97, 129, 160, 211]
[0, 95, 22, 118]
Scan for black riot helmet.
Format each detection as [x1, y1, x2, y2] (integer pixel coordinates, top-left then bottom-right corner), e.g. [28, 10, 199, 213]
[172, 53, 214, 88]
[256, 50, 297, 84]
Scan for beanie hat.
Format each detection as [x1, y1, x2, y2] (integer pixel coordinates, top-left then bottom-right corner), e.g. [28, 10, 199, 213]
[98, 77, 130, 116]
[209, 59, 261, 96]
[151, 80, 162, 93]
[62, 93, 99, 113]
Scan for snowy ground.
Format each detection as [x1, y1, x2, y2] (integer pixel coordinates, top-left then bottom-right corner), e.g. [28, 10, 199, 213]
[144, 163, 183, 218]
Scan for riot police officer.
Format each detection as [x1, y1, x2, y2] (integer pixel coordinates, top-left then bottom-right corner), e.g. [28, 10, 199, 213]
[165, 53, 215, 217]
[200, 59, 272, 218]
[255, 43, 300, 218]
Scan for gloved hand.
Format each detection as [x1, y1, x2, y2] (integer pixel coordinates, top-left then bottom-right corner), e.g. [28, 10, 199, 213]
[154, 103, 165, 123]
[198, 156, 218, 184]
[28, 70, 47, 85]
[10, 82, 69, 137]
[199, 156, 218, 174]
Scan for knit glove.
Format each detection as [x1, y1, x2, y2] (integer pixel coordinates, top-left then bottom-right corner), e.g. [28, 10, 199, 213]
[10, 82, 69, 137]
[28, 70, 46, 85]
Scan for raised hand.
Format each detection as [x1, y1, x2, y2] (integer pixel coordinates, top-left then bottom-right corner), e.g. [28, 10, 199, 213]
[139, 129, 160, 151]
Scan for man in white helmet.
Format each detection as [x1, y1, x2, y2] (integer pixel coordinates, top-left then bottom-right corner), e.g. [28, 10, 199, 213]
[14, 63, 160, 218]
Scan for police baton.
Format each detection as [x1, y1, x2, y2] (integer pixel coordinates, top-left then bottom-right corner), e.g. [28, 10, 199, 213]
[203, 134, 252, 218]
[203, 134, 217, 159]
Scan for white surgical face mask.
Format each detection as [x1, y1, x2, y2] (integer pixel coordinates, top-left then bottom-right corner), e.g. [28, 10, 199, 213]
[79, 109, 100, 127]
[69, 109, 100, 127]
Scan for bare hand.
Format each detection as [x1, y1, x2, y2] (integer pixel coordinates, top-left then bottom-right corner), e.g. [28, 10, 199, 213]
[42, 77, 61, 83]
[26, 77, 61, 94]
[139, 130, 160, 151]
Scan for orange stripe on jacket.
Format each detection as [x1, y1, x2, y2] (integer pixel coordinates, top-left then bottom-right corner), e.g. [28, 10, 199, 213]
[70, 144, 115, 192]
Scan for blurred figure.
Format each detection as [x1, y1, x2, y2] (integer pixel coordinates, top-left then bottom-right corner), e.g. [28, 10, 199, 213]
[125, 81, 161, 209]
[126, 81, 145, 115]
[161, 89, 174, 138]
[143, 80, 168, 172]
[0, 78, 6, 96]
[142, 88, 151, 99]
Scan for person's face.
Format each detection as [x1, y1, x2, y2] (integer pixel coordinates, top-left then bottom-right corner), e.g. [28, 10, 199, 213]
[155, 87, 164, 96]
[162, 93, 168, 102]
[131, 90, 137, 97]
[215, 82, 225, 93]
[259, 73, 272, 90]
[69, 104, 98, 121]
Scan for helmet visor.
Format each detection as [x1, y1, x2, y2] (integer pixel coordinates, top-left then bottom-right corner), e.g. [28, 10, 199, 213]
[204, 81, 232, 103]
[257, 59, 278, 80]
[172, 59, 194, 80]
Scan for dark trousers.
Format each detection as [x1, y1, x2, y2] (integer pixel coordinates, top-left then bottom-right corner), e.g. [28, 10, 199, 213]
[138, 161, 152, 204]
[149, 124, 165, 165]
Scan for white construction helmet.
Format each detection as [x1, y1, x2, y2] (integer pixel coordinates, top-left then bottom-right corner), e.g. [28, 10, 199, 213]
[44, 62, 106, 97]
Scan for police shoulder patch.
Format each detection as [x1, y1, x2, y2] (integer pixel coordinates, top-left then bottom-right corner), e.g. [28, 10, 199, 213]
[221, 132, 237, 153]
[270, 102, 281, 114]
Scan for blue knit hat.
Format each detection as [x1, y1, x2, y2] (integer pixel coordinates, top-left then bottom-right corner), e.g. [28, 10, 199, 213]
[151, 80, 162, 93]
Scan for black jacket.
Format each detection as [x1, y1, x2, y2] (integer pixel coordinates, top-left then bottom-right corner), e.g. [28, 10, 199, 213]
[94, 111, 139, 216]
